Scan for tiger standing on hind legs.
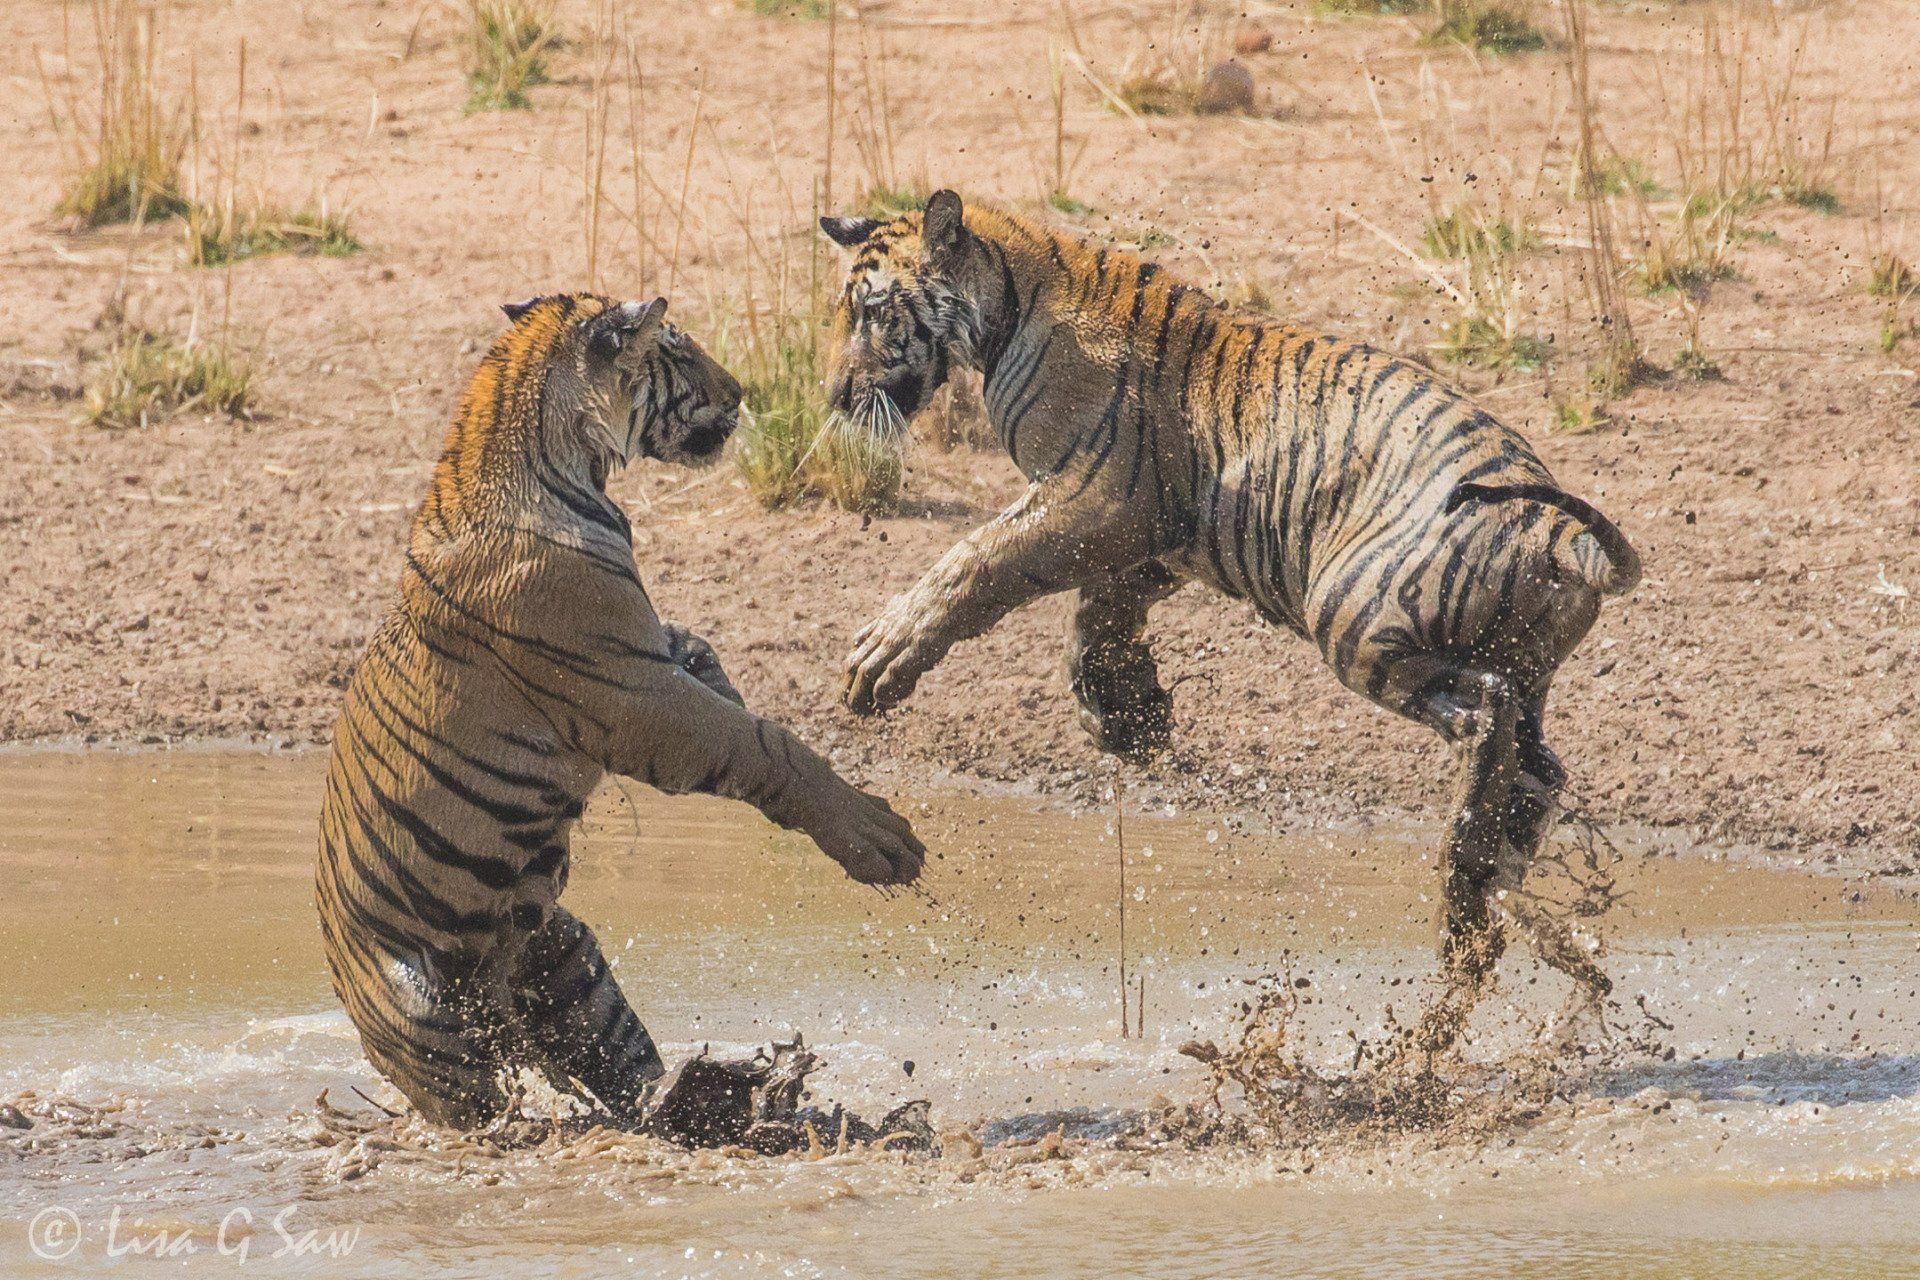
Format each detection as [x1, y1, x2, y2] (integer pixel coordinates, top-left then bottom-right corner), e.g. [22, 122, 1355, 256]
[818, 191, 1639, 1056]
[316, 294, 924, 1131]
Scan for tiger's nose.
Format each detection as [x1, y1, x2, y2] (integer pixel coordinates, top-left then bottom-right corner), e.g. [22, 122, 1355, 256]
[828, 369, 854, 413]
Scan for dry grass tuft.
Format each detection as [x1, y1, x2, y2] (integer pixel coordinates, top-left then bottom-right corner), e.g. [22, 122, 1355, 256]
[1559, 0, 1651, 401]
[1425, 0, 1546, 55]
[718, 289, 906, 514]
[1097, 2, 1259, 118]
[84, 327, 250, 429]
[1869, 253, 1914, 300]
[1316, 0, 1424, 15]
[726, 332, 906, 514]
[1672, 295, 1721, 382]
[1551, 392, 1607, 434]
[185, 198, 360, 266]
[809, 417, 905, 514]
[43, 0, 192, 228]
[1422, 204, 1539, 259]
[1426, 203, 1548, 371]
[1659, 11, 1841, 218]
[730, 337, 830, 509]
[846, 24, 928, 220]
[466, 0, 558, 112]
[1023, 25, 1092, 216]
[1630, 192, 1740, 296]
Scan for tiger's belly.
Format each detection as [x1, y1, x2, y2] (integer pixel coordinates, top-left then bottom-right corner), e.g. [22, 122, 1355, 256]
[316, 669, 602, 970]
[1165, 468, 1312, 639]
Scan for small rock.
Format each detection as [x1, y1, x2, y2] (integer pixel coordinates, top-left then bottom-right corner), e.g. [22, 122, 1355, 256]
[1233, 26, 1273, 55]
[1196, 61, 1256, 115]
[0, 1104, 31, 1130]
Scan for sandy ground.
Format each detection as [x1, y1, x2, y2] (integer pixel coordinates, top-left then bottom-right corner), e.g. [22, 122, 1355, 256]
[1, 0, 1916, 872]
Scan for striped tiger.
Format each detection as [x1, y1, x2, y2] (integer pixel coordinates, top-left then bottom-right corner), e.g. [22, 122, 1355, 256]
[316, 293, 924, 1129]
[819, 192, 1639, 1047]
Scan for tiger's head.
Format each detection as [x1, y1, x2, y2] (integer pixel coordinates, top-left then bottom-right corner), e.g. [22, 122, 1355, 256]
[500, 294, 743, 470]
[819, 189, 984, 436]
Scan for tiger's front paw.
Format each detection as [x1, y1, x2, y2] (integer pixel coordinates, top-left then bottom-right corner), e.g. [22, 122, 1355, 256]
[802, 784, 927, 886]
[843, 596, 937, 716]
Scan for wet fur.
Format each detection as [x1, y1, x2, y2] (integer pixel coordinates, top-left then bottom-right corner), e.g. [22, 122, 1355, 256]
[318, 294, 921, 1128]
[822, 194, 1639, 1046]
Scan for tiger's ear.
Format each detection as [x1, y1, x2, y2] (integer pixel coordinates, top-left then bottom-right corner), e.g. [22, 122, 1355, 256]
[500, 297, 543, 323]
[587, 297, 667, 361]
[922, 189, 966, 256]
[820, 215, 883, 248]
[621, 296, 668, 334]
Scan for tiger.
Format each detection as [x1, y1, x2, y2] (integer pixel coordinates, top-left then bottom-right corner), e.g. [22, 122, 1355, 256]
[316, 293, 924, 1130]
[818, 191, 1640, 1049]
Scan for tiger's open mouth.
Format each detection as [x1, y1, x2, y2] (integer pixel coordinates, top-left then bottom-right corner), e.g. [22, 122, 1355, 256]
[869, 370, 925, 422]
[845, 379, 921, 441]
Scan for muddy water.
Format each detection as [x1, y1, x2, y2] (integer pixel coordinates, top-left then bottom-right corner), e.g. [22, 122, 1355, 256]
[1, 750, 1918, 1278]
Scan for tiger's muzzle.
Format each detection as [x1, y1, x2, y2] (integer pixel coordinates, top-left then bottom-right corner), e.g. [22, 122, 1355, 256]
[830, 368, 925, 432]
[680, 404, 740, 461]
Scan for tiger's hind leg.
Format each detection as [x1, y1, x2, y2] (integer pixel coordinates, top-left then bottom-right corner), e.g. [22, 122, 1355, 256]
[1399, 665, 1523, 1058]
[332, 940, 515, 1128]
[510, 908, 665, 1128]
[1066, 560, 1181, 763]
[1492, 710, 1613, 1048]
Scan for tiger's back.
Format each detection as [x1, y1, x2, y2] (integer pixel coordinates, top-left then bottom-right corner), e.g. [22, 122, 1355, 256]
[938, 206, 1632, 694]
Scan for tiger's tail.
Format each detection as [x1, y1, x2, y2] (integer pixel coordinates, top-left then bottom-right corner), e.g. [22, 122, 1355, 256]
[1446, 482, 1642, 596]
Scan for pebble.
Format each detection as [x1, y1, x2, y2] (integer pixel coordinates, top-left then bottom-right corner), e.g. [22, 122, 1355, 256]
[1233, 27, 1274, 55]
[1197, 62, 1257, 115]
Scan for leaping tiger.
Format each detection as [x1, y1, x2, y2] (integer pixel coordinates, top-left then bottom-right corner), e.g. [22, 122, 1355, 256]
[316, 293, 924, 1129]
[819, 191, 1639, 1047]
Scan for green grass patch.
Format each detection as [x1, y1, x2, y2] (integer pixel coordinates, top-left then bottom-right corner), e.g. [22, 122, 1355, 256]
[1422, 205, 1540, 259]
[1047, 190, 1092, 217]
[185, 201, 360, 267]
[1433, 316, 1549, 371]
[1881, 311, 1917, 355]
[1424, 2, 1546, 54]
[1586, 155, 1666, 199]
[1551, 392, 1607, 434]
[1787, 187, 1841, 215]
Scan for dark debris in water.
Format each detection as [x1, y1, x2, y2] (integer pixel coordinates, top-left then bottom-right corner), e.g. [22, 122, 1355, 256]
[644, 1035, 934, 1156]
